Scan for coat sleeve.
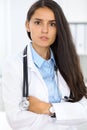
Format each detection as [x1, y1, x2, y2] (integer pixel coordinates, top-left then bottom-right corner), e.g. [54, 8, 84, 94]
[52, 70, 87, 125]
[52, 97, 87, 125]
[2, 56, 41, 130]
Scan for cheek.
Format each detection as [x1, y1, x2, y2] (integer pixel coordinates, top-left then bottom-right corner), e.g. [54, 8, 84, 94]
[49, 33, 57, 44]
[30, 30, 38, 40]
[29, 27, 34, 37]
[51, 31, 57, 40]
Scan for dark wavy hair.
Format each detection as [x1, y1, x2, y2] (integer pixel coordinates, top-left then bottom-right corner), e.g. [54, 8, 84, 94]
[26, 0, 87, 102]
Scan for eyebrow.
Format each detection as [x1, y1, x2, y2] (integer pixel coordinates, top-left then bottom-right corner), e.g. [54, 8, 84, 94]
[33, 18, 56, 22]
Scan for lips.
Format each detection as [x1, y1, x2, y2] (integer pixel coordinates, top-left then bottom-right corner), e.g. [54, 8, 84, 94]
[40, 36, 49, 41]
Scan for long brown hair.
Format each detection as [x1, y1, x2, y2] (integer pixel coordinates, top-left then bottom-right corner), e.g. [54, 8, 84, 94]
[26, 0, 87, 102]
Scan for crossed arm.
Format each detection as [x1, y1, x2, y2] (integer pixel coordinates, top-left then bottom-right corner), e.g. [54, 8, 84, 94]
[27, 96, 52, 115]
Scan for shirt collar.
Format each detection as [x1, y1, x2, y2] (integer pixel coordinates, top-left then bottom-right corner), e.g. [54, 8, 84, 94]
[30, 43, 55, 68]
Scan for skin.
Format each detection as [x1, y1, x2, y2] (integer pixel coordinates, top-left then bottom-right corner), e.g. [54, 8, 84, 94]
[25, 7, 57, 115]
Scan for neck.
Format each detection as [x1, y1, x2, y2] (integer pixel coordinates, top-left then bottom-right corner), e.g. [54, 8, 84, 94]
[32, 44, 50, 60]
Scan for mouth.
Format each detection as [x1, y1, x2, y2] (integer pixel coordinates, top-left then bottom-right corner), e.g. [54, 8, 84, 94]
[40, 36, 49, 41]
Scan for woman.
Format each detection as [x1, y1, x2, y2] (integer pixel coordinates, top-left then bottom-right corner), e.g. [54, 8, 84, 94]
[2, 0, 87, 130]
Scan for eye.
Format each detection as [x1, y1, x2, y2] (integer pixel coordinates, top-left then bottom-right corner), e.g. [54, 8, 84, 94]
[34, 21, 41, 25]
[50, 22, 56, 27]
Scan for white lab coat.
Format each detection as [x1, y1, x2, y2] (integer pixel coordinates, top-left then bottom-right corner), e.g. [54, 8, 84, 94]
[2, 43, 87, 130]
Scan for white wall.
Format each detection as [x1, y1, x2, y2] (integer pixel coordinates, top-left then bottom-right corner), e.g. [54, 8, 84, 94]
[56, 0, 87, 22]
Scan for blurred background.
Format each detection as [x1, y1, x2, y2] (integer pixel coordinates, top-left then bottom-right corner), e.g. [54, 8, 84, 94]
[0, 0, 87, 129]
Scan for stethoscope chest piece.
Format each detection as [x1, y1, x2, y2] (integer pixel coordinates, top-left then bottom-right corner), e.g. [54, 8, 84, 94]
[19, 97, 29, 111]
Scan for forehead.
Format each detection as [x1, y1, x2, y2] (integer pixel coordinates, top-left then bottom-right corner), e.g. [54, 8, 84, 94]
[31, 7, 55, 20]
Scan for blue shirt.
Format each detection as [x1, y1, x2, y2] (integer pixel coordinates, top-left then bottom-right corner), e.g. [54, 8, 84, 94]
[30, 44, 61, 103]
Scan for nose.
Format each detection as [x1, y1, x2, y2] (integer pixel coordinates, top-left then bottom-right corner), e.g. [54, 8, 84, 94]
[41, 24, 48, 33]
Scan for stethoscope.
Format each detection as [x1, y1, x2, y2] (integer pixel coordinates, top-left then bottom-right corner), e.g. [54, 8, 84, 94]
[19, 45, 73, 110]
[19, 46, 29, 111]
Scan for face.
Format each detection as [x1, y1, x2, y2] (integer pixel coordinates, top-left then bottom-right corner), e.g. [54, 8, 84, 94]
[26, 7, 57, 50]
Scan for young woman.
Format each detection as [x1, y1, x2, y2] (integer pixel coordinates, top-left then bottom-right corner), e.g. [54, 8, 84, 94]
[2, 0, 87, 130]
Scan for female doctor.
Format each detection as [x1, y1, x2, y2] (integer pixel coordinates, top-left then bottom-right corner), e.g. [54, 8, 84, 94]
[2, 0, 87, 130]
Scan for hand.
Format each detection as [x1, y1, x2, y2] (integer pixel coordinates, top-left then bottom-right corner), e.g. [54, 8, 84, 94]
[27, 96, 51, 115]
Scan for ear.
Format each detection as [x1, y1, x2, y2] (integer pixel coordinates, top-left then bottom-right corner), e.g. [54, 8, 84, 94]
[25, 20, 30, 32]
